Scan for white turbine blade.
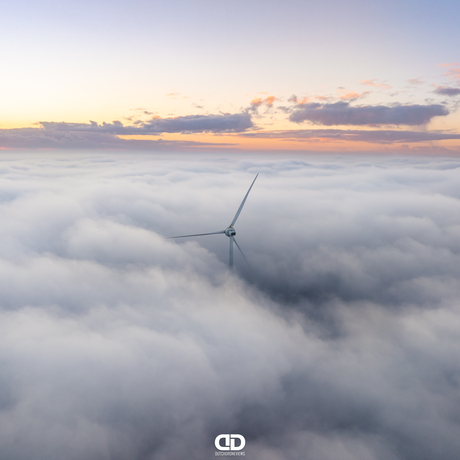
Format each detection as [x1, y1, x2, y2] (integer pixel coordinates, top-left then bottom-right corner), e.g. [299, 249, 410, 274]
[230, 174, 259, 227]
[229, 236, 234, 269]
[233, 237, 251, 269]
[168, 230, 225, 239]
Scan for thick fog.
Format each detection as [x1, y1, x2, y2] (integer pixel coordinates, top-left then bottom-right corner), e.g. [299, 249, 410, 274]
[1, 151, 460, 460]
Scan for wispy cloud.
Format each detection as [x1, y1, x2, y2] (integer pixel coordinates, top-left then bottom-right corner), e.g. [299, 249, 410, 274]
[250, 95, 276, 110]
[288, 95, 310, 105]
[360, 79, 392, 89]
[338, 91, 369, 101]
[288, 101, 448, 126]
[265, 95, 276, 107]
[250, 97, 264, 108]
[440, 63, 460, 81]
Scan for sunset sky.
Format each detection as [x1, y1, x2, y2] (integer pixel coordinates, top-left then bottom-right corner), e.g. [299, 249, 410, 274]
[2, 0, 459, 152]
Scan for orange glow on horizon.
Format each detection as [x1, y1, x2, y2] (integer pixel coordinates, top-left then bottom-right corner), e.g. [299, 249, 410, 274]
[118, 133, 459, 153]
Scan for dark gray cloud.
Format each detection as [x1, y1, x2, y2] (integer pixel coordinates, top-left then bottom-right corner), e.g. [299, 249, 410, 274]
[0, 128, 235, 150]
[1, 152, 460, 460]
[239, 128, 460, 144]
[41, 112, 253, 135]
[0, 113, 252, 149]
[289, 101, 449, 126]
[434, 86, 460, 97]
[141, 112, 253, 133]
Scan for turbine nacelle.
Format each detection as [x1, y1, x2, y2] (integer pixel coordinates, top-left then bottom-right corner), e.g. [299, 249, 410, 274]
[225, 226, 236, 237]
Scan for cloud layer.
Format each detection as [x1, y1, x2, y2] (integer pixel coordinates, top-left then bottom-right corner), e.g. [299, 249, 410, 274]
[0, 127, 229, 150]
[1, 152, 460, 460]
[240, 128, 460, 144]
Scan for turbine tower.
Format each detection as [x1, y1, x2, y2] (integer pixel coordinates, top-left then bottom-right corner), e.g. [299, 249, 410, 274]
[169, 174, 258, 269]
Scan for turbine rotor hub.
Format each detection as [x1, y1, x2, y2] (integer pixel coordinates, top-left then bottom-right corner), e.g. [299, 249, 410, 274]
[225, 226, 236, 237]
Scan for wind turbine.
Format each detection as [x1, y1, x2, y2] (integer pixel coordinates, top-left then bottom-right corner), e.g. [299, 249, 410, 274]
[169, 174, 258, 269]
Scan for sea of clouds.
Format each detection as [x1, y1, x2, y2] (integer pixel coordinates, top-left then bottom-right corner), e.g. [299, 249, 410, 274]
[0, 151, 459, 460]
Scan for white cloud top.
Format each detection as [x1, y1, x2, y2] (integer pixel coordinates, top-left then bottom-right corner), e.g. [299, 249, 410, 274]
[0, 152, 460, 459]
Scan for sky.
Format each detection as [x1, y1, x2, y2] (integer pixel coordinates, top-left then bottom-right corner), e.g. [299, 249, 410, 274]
[1, 152, 460, 460]
[1, 0, 460, 153]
